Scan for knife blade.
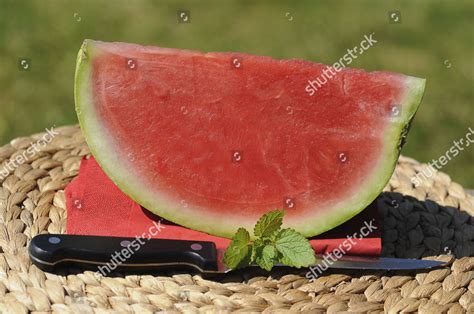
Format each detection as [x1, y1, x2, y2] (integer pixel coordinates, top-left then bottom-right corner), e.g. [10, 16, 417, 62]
[28, 234, 445, 275]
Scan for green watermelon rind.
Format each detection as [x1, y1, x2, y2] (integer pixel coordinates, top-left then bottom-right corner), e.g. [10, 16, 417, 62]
[75, 40, 425, 239]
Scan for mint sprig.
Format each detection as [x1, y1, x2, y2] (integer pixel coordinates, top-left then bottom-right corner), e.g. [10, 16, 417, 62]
[223, 210, 316, 271]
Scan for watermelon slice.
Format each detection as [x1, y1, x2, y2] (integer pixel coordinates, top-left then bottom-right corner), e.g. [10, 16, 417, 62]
[74, 40, 425, 238]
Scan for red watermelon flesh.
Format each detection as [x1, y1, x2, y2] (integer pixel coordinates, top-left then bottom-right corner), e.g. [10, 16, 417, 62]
[75, 40, 425, 238]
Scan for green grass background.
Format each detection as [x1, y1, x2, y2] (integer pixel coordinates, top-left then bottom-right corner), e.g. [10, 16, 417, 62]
[0, 0, 473, 187]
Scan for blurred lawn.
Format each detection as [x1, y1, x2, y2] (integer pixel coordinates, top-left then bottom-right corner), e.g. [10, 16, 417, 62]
[0, 0, 473, 186]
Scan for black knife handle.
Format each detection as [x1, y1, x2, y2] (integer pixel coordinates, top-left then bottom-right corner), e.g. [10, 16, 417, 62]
[28, 234, 218, 274]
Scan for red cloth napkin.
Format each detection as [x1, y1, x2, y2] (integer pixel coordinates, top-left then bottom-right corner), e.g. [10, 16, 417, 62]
[65, 157, 381, 256]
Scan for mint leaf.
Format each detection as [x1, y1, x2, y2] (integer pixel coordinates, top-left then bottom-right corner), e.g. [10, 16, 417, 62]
[251, 238, 264, 262]
[254, 210, 284, 238]
[274, 228, 316, 268]
[223, 228, 252, 269]
[255, 245, 277, 271]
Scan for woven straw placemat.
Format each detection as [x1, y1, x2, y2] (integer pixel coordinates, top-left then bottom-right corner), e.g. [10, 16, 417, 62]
[0, 125, 472, 313]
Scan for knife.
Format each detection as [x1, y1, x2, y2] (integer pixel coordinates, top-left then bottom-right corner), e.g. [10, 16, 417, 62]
[28, 234, 445, 275]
